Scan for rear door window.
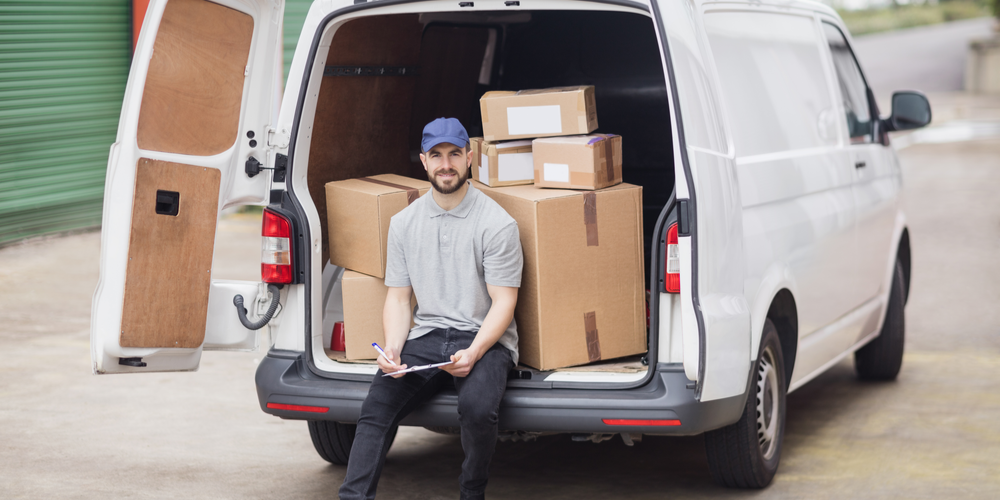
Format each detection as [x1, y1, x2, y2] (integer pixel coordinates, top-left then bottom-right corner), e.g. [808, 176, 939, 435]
[821, 22, 873, 144]
[704, 11, 837, 157]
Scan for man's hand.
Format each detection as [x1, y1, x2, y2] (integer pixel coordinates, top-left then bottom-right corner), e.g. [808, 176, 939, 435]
[442, 348, 482, 378]
[377, 346, 408, 379]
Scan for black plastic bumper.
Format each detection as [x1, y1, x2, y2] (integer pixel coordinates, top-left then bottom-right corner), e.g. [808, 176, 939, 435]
[256, 350, 746, 435]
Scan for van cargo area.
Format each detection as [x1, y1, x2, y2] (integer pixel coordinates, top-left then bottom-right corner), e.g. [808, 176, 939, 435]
[300, 10, 676, 383]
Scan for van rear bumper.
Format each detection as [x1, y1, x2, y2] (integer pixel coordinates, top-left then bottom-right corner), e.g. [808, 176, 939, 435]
[256, 350, 746, 435]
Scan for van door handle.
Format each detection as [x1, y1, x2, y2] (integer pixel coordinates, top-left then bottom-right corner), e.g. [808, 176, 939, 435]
[855, 161, 866, 169]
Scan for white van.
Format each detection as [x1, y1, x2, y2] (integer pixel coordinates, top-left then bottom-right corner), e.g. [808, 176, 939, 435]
[92, 0, 931, 488]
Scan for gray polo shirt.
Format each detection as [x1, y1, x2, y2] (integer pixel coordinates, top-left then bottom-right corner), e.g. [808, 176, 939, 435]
[384, 182, 523, 364]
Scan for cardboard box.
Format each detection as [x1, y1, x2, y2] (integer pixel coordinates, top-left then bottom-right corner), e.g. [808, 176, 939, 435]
[533, 134, 622, 191]
[478, 183, 646, 370]
[325, 174, 430, 278]
[341, 270, 416, 360]
[470, 137, 534, 187]
[480, 86, 598, 142]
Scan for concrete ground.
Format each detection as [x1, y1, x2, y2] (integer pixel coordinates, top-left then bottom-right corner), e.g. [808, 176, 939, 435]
[2, 93, 999, 499]
[5, 17, 1000, 500]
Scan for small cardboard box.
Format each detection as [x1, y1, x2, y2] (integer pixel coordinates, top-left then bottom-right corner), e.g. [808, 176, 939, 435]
[341, 270, 416, 360]
[478, 183, 646, 370]
[470, 137, 534, 187]
[325, 174, 430, 278]
[533, 134, 622, 191]
[480, 86, 598, 142]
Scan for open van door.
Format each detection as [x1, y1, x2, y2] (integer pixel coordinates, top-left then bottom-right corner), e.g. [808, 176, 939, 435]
[649, 0, 752, 402]
[91, 0, 284, 374]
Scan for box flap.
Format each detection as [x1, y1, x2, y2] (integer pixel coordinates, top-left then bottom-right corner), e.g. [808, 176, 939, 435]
[327, 174, 429, 197]
[514, 85, 593, 96]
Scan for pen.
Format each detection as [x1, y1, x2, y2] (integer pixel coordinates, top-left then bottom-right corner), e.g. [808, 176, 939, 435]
[371, 342, 398, 366]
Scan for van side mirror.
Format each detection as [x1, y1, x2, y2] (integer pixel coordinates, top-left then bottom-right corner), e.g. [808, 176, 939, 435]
[884, 91, 931, 132]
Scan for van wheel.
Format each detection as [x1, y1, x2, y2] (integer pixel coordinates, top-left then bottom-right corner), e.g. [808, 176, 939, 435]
[855, 260, 906, 380]
[307, 421, 399, 466]
[704, 320, 786, 488]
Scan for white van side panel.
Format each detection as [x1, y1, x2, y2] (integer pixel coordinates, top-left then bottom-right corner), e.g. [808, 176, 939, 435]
[703, 8, 874, 383]
[656, 0, 751, 401]
[687, 149, 750, 400]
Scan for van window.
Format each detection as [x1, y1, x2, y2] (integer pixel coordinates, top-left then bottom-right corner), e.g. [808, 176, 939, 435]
[704, 12, 837, 157]
[821, 22, 873, 144]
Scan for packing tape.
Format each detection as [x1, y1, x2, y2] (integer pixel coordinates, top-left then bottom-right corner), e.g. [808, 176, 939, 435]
[587, 134, 618, 185]
[584, 191, 598, 246]
[359, 177, 420, 205]
[584, 311, 601, 362]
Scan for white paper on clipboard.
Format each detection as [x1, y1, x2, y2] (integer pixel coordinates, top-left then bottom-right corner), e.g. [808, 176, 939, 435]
[382, 361, 455, 377]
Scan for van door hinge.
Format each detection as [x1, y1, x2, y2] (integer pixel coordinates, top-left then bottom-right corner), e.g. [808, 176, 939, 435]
[266, 127, 290, 149]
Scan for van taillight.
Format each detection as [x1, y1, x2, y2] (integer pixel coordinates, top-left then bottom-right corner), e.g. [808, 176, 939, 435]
[665, 222, 680, 293]
[262, 209, 293, 284]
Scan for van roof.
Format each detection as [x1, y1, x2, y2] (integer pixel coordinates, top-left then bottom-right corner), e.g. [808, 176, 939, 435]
[700, 0, 839, 18]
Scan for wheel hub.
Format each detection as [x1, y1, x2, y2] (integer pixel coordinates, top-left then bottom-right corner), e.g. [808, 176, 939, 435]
[756, 346, 780, 461]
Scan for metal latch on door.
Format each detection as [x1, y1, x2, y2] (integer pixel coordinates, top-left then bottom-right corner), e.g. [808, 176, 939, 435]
[245, 154, 287, 182]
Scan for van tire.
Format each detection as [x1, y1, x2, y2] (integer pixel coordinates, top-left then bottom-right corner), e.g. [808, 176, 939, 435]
[307, 421, 398, 466]
[855, 260, 906, 381]
[704, 320, 786, 489]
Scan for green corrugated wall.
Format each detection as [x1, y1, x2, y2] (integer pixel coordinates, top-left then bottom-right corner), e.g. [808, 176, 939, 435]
[283, 0, 312, 83]
[0, 1, 131, 245]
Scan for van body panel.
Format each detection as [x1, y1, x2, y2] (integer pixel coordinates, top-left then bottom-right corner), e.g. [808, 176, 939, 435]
[703, 7, 889, 382]
[655, 0, 751, 401]
[90, 0, 284, 373]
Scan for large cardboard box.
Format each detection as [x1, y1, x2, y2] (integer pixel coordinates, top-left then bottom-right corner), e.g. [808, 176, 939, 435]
[341, 271, 416, 360]
[533, 134, 622, 190]
[325, 174, 430, 278]
[470, 137, 534, 187]
[478, 183, 646, 370]
[480, 86, 598, 142]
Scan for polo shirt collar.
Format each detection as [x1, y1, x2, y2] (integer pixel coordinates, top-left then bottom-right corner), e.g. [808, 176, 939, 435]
[427, 181, 478, 219]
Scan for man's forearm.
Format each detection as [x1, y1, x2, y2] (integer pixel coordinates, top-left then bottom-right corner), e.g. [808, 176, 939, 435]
[382, 290, 413, 351]
[468, 287, 517, 359]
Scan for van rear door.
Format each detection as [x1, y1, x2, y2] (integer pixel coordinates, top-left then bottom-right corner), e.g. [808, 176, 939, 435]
[650, 0, 752, 402]
[91, 0, 284, 374]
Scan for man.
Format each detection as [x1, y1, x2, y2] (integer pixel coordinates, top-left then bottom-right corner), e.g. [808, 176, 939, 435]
[339, 117, 523, 500]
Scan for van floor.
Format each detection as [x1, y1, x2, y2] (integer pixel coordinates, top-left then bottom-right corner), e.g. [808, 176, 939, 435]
[324, 349, 647, 374]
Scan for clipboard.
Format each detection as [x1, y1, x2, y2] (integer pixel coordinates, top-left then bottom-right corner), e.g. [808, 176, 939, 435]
[382, 361, 455, 377]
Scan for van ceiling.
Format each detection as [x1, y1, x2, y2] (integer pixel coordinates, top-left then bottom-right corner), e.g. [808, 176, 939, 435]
[307, 10, 673, 275]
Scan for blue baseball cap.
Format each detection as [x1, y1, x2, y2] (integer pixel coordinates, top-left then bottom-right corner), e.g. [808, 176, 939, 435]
[421, 117, 469, 152]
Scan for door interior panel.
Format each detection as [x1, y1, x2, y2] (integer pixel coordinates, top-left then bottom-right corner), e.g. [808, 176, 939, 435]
[120, 158, 221, 348]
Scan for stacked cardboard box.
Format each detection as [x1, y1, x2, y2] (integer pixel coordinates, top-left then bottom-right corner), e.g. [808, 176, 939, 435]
[325, 174, 430, 360]
[477, 183, 646, 370]
[341, 271, 417, 360]
[478, 86, 622, 191]
[474, 86, 643, 370]
[533, 134, 622, 190]
[480, 86, 598, 141]
[470, 138, 534, 187]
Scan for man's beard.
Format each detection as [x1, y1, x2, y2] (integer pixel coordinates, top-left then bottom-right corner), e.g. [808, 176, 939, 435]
[428, 166, 470, 195]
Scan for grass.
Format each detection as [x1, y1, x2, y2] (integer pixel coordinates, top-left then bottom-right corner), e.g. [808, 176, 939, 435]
[839, 1, 993, 37]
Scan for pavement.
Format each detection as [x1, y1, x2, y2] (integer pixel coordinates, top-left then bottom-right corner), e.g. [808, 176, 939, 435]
[4, 17, 1000, 500]
[853, 17, 995, 97]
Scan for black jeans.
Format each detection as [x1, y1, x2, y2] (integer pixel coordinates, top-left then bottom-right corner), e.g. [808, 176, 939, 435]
[338, 328, 513, 500]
